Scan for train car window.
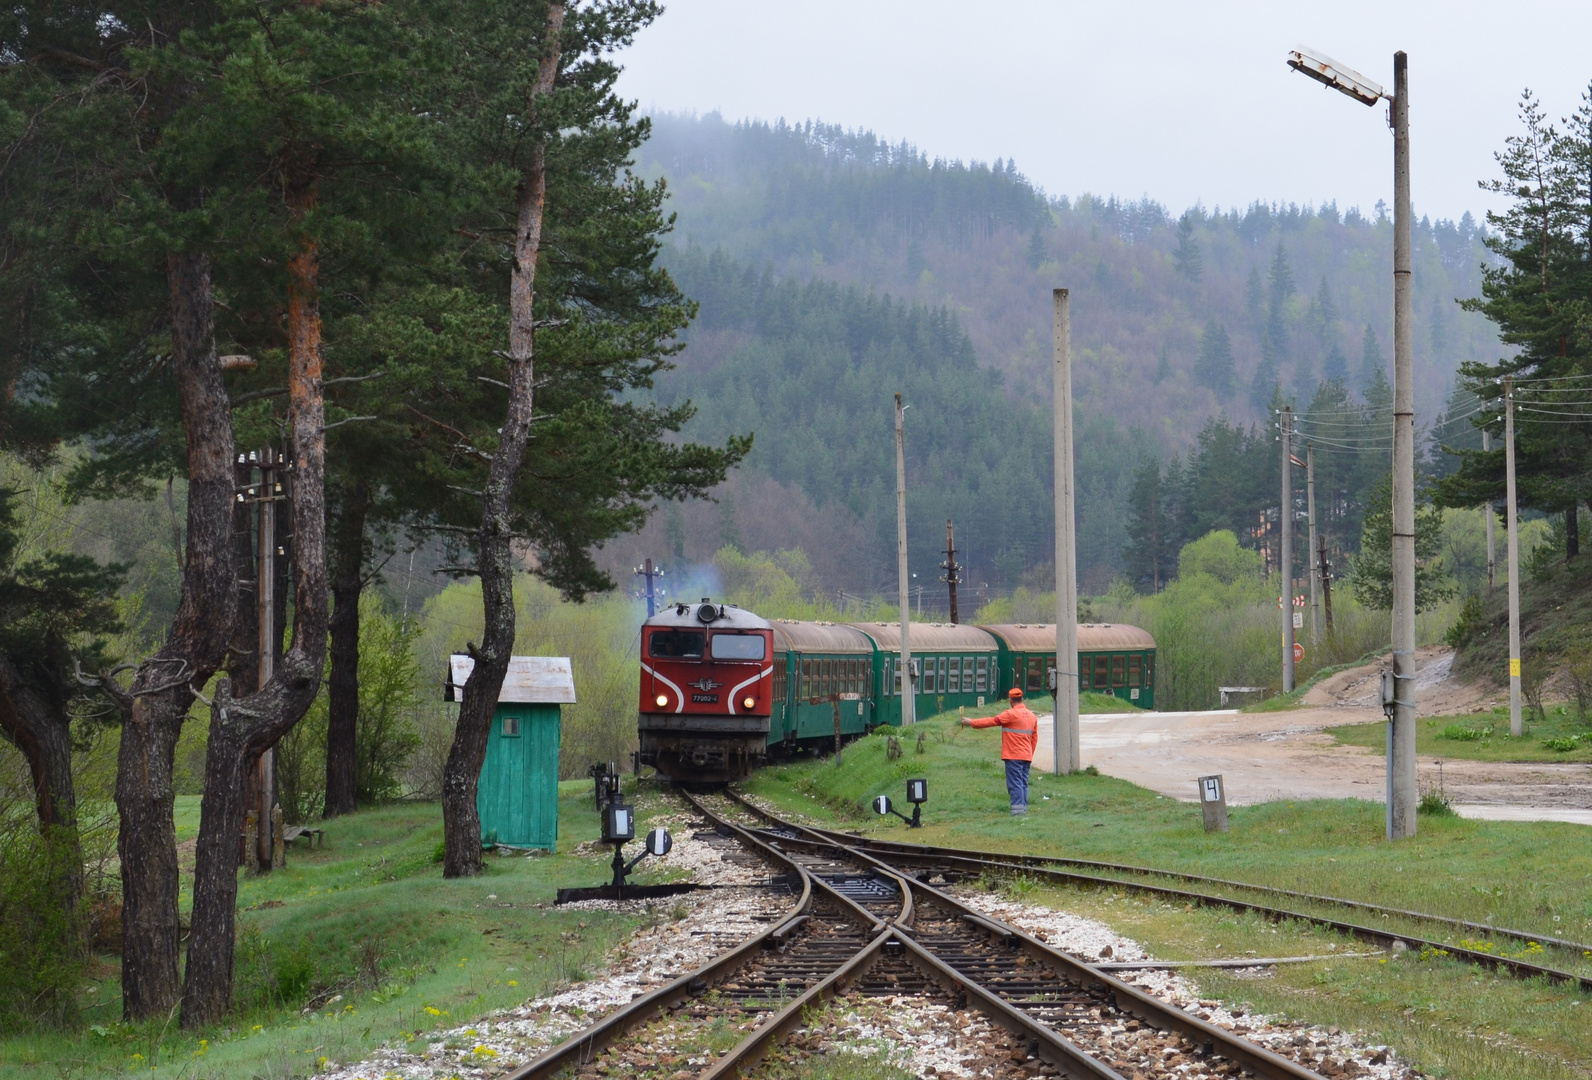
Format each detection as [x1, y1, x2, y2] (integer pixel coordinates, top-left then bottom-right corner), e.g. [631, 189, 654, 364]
[850, 659, 860, 694]
[893, 659, 903, 695]
[502, 714, 520, 737]
[649, 629, 704, 659]
[976, 657, 988, 693]
[1029, 657, 1045, 692]
[1093, 655, 1110, 689]
[1145, 653, 1154, 688]
[801, 659, 811, 698]
[825, 659, 835, 697]
[948, 657, 960, 693]
[710, 633, 766, 661]
[1111, 654, 1126, 688]
[773, 658, 786, 700]
[1128, 654, 1142, 687]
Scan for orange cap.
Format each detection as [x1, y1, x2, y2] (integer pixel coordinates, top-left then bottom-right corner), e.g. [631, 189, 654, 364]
[1008, 687, 1023, 700]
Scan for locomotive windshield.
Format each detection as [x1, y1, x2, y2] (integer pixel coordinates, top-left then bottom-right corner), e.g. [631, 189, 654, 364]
[649, 629, 705, 659]
[709, 633, 767, 661]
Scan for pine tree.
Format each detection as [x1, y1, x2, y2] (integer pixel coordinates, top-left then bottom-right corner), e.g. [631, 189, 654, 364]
[1245, 266, 1265, 332]
[1351, 474, 1455, 611]
[1173, 213, 1203, 281]
[1359, 324, 1386, 395]
[1122, 458, 1168, 591]
[1433, 87, 1592, 561]
[1194, 320, 1235, 396]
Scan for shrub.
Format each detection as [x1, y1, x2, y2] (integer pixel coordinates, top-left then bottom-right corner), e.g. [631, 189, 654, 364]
[0, 810, 88, 1029]
[1417, 789, 1457, 817]
[1439, 723, 1492, 741]
[1444, 592, 1487, 649]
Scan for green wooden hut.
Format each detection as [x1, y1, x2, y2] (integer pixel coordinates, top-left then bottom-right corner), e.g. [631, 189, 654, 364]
[445, 654, 575, 851]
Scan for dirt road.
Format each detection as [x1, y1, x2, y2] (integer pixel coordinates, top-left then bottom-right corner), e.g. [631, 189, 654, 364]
[1028, 647, 1592, 826]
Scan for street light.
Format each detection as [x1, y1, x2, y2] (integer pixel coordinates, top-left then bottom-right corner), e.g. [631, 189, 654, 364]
[1287, 45, 1416, 841]
[1286, 46, 1386, 106]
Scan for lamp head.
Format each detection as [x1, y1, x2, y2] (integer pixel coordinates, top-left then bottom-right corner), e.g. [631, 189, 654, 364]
[1287, 45, 1385, 106]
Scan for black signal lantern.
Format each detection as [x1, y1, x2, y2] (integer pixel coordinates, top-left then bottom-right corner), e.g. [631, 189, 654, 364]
[602, 802, 671, 888]
[873, 779, 927, 828]
[602, 802, 635, 844]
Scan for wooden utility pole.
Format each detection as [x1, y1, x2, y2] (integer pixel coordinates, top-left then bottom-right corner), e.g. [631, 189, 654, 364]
[895, 393, 915, 726]
[1052, 289, 1079, 775]
[245, 448, 285, 874]
[941, 521, 962, 625]
[1504, 378, 1522, 736]
[1483, 430, 1496, 593]
[1306, 442, 1319, 646]
[1318, 532, 1334, 632]
[1388, 50, 1417, 839]
[634, 557, 662, 618]
[1280, 406, 1295, 693]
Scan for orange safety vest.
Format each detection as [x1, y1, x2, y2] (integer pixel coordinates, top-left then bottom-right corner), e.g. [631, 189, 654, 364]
[968, 703, 1038, 762]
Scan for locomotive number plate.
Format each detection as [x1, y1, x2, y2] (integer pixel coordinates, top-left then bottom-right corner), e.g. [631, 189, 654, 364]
[691, 693, 721, 703]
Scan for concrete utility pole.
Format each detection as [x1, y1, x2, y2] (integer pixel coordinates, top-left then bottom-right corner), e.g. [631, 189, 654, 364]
[941, 521, 962, 625]
[1504, 378, 1522, 736]
[1483, 430, 1496, 593]
[1052, 289, 1080, 775]
[1306, 442, 1319, 646]
[1280, 406, 1295, 693]
[1285, 43, 1417, 837]
[1388, 51, 1417, 839]
[895, 393, 915, 726]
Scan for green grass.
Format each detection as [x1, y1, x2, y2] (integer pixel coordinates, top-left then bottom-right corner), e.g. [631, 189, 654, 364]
[1452, 550, 1592, 685]
[916, 690, 1140, 725]
[0, 780, 681, 1079]
[1327, 704, 1592, 763]
[744, 716, 1592, 1079]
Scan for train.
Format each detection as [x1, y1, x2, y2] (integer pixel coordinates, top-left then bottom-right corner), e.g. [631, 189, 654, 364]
[636, 597, 1157, 783]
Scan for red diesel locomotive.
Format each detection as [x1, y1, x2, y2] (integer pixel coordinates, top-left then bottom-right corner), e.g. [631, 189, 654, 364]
[637, 598, 774, 782]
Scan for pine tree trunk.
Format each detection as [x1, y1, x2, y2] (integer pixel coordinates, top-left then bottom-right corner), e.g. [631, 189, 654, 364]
[181, 223, 330, 1028]
[324, 480, 370, 817]
[118, 251, 237, 1021]
[441, 1, 565, 880]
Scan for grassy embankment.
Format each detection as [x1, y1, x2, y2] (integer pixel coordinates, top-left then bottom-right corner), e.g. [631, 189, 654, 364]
[1328, 704, 1592, 764]
[744, 708, 1592, 1080]
[0, 783, 686, 1080]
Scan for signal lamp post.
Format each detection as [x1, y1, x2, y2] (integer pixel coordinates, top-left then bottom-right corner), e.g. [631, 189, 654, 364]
[1287, 45, 1417, 839]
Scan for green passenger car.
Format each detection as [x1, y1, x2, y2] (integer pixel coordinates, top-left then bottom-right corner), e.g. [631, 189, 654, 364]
[846, 623, 1000, 726]
[978, 623, 1157, 709]
[769, 621, 875, 747]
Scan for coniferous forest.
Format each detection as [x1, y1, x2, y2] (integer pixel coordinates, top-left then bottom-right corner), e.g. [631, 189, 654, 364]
[601, 112, 1503, 597]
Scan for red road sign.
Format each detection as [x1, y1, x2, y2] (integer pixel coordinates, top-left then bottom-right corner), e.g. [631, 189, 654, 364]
[1294, 643, 1305, 663]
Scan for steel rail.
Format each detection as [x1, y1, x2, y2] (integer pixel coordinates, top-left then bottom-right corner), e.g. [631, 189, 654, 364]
[494, 820, 817, 1079]
[777, 820, 1592, 993]
[496, 791, 911, 1080]
[721, 791, 1327, 1080]
[806, 827, 1592, 956]
[695, 932, 894, 1080]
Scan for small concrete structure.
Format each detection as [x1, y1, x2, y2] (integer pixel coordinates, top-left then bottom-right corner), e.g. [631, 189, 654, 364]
[445, 655, 576, 851]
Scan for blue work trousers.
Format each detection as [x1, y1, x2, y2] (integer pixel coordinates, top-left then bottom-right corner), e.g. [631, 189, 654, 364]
[1004, 759, 1031, 814]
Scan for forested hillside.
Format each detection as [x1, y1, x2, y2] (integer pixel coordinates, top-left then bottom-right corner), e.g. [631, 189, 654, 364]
[601, 112, 1504, 598]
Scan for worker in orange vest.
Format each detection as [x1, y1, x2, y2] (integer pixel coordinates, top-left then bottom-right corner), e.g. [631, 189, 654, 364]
[961, 687, 1038, 816]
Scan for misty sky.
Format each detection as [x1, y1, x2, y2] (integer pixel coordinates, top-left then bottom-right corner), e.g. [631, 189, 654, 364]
[616, 0, 1592, 224]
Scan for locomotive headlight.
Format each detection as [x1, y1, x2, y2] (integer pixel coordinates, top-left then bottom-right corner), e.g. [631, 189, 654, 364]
[742, 696, 755, 709]
[655, 694, 669, 707]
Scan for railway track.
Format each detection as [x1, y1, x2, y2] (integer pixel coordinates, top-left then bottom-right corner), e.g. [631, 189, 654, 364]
[499, 789, 1344, 1080]
[725, 801, 1592, 993]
